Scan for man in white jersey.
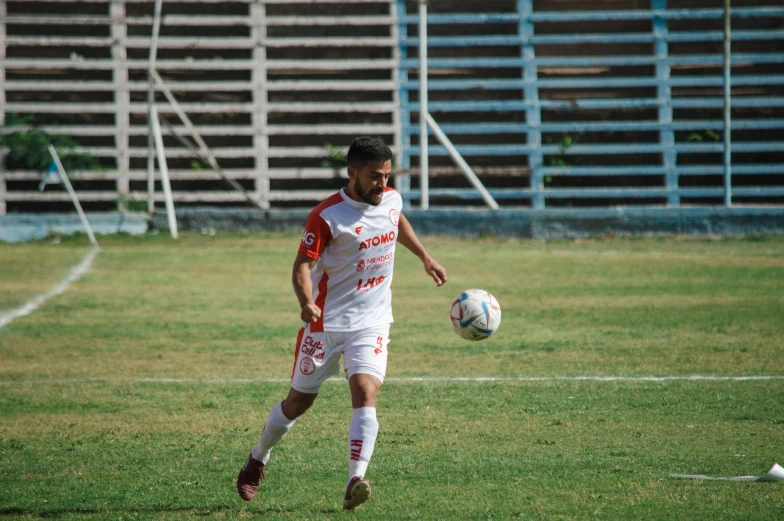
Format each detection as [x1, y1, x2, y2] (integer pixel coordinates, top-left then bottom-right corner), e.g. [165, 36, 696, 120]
[236, 137, 447, 510]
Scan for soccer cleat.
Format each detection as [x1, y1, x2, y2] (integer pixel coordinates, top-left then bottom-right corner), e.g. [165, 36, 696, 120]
[236, 453, 265, 501]
[343, 476, 372, 510]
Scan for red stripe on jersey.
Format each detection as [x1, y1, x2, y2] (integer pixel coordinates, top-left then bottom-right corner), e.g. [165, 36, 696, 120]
[298, 214, 333, 260]
[314, 191, 345, 213]
[384, 186, 395, 193]
[290, 327, 306, 380]
[297, 192, 342, 260]
[310, 272, 330, 333]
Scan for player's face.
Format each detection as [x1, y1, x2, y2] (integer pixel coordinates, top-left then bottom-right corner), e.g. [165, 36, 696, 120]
[349, 160, 392, 206]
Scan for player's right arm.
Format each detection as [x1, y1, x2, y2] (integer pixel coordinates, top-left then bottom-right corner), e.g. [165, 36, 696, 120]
[292, 254, 320, 323]
[294, 209, 333, 323]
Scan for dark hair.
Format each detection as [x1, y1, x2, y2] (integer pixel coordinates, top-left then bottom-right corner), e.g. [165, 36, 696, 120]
[347, 137, 393, 169]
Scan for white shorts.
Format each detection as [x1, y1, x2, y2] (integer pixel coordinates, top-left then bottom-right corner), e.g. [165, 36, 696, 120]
[290, 323, 391, 394]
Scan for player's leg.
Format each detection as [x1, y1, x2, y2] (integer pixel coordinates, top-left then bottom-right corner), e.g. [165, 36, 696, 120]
[237, 326, 340, 502]
[348, 372, 382, 476]
[252, 387, 317, 465]
[341, 326, 390, 510]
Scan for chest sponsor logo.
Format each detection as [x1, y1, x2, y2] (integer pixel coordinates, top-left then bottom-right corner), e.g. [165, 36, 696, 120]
[357, 252, 394, 272]
[301, 231, 315, 246]
[389, 209, 400, 226]
[358, 230, 396, 251]
[356, 275, 386, 292]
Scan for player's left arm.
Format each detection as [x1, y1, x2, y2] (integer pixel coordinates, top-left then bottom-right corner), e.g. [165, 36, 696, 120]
[396, 213, 447, 287]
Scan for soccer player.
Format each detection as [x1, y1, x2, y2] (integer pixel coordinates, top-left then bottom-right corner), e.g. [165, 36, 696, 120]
[236, 137, 447, 510]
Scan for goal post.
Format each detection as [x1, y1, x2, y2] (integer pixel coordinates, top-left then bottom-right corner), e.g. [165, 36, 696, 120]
[417, 0, 499, 211]
[47, 144, 100, 249]
[144, 0, 269, 235]
[146, 0, 178, 238]
[149, 105, 178, 239]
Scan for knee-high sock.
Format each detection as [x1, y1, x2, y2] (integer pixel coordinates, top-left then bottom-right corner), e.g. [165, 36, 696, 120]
[251, 401, 296, 465]
[348, 407, 378, 484]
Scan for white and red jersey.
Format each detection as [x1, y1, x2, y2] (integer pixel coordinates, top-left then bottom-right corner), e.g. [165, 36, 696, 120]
[298, 187, 403, 332]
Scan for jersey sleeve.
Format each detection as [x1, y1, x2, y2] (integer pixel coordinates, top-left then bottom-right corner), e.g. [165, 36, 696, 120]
[298, 210, 333, 260]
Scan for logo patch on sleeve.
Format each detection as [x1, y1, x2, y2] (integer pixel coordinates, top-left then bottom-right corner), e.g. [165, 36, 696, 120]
[389, 209, 400, 226]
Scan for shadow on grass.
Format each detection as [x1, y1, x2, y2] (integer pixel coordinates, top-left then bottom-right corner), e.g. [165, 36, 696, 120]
[0, 505, 302, 518]
[0, 505, 358, 518]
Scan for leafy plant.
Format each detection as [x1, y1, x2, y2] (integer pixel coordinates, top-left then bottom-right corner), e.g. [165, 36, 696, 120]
[544, 132, 583, 185]
[115, 193, 148, 213]
[0, 113, 99, 172]
[320, 138, 397, 170]
[546, 132, 583, 167]
[320, 142, 348, 169]
[687, 130, 722, 143]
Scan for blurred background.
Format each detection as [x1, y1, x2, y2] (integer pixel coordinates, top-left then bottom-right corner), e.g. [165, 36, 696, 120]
[0, 0, 782, 219]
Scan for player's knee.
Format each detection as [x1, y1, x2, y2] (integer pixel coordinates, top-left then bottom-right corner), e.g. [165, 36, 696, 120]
[281, 395, 316, 419]
[281, 399, 308, 419]
[351, 382, 378, 407]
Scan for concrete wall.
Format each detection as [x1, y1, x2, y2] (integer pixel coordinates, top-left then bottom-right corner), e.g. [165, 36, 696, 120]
[151, 206, 784, 240]
[2, 206, 782, 242]
[0, 212, 147, 243]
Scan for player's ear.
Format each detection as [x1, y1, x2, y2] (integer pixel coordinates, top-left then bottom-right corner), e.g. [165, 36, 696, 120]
[347, 165, 358, 182]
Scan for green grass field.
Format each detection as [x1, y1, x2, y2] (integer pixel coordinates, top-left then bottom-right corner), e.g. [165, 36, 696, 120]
[1, 232, 783, 520]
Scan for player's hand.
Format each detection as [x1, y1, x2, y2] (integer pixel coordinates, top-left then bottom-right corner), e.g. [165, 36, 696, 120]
[423, 256, 447, 287]
[301, 302, 321, 323]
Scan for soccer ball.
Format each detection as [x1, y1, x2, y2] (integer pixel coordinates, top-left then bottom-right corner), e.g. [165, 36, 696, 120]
[449, 289, 502, 341]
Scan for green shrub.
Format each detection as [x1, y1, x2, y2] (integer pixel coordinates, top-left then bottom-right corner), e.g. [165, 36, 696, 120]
[0, 113, 99, 172]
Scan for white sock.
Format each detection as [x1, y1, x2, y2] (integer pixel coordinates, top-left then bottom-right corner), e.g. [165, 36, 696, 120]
[348, 407, 378, 485]
[251, 401, 296, 465]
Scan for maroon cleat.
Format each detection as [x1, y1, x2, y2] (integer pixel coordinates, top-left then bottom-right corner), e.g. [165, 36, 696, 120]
[236, 453, 265, 501]
[343, 476, 372, 510]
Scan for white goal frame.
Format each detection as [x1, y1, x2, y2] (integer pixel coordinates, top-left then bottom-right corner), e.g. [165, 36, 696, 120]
[417, 0, 499, 210]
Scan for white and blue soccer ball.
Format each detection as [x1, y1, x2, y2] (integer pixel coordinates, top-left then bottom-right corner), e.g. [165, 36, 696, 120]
[449, 289, 502, 341]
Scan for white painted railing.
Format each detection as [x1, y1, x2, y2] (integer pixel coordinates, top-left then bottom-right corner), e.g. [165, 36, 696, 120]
[0, 0, 398, 214]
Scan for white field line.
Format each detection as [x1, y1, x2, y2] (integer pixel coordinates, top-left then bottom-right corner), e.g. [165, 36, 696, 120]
[0, 248, 99, 330]
[1, 375, 783, 386]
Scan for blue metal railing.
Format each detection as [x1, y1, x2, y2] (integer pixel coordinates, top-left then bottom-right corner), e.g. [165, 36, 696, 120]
[398, 8, 784, 24]
[396, 0, 784, 209]
[401, 30, 784, 46]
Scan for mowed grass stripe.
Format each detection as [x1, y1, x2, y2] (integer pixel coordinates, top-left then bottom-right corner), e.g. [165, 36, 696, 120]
[1, 233, 782, 382]
[0, 380, 782, 519]
[1, 233, 783, 519]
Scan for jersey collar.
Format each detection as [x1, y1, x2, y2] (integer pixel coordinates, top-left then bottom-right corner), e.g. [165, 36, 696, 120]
[340, 187, 378, 211]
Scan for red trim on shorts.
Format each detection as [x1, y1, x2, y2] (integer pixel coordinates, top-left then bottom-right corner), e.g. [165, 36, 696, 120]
[291, 327, 306, 379]
[310, 272, 330, 333]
